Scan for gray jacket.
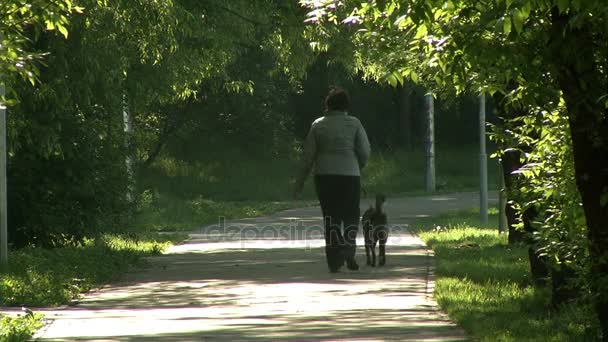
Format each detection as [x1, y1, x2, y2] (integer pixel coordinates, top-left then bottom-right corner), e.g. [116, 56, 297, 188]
[298, 111, 371, 183]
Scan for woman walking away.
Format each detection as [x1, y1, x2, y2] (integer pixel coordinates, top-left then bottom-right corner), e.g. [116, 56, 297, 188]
[294, 87, 371, 273]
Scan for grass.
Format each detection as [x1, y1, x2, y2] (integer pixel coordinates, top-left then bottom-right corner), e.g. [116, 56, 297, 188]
[140, 145, 499, 201]
[132, 189, 312, 232]
[364, 146, 498, 195]
[410, 210, 600, 341]
[136, 145, 498, 232]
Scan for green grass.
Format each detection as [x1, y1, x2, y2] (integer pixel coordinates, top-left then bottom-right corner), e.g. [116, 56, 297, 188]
[411, 211, 600, 341]
[142, 145, 498, 200]
[364, 146, 498, 195]
[135, 145, 498, 232]
[132, 189, 314, 232]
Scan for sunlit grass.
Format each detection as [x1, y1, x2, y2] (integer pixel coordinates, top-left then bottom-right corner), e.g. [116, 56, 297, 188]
[411, 211, 600, 341]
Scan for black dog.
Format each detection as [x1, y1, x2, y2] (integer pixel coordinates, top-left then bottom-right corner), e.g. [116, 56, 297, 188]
[362, 194, 388, 267]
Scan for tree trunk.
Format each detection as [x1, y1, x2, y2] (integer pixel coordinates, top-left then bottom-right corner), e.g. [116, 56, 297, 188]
[550, 9, 608, 339]
[500, 149, 526, 244]
[522, 207, 549, 285]
[551, 265, 579, 307]
[492, 92, 528, 244]
[492, 94, 550, 284]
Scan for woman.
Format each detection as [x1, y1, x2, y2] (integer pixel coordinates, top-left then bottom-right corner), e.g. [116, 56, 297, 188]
[294, 87, 371, 273]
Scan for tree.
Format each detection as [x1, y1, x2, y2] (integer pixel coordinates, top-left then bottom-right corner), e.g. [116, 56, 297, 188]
[301, 0, 608, 337]
[5, 0, 317, 246]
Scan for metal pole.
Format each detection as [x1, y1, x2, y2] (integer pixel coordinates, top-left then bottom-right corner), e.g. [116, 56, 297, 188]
[0, 81, 8, 266]
[479, 93, 488, 224]
[425, 92, 435, 192]
[498, 159, 508, 233]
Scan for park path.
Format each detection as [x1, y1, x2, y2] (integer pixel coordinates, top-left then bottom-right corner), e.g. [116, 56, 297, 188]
[34, 192, 497, 341]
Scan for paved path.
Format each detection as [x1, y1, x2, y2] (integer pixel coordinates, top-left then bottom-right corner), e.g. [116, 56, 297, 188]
[34, 192, 497, 341]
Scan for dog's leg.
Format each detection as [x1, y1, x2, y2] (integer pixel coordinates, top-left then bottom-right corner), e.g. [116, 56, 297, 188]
[365, 241, 372, 266]
[371, 238, 377, 267]
[364, 227, 372, 265]
[378, 232, 387, 266]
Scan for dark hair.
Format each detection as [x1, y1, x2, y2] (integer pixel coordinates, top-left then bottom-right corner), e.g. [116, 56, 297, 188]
[324, 87, 350, 111]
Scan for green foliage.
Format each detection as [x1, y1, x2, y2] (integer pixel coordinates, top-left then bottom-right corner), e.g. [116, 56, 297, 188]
[0, 0, 78, 84]
[492, 103, 592, 296]
[301, 0, 606, 99]
[5, 0, 314, 247]
[0, 312, 44, 342]
[412, 211, 600, 341]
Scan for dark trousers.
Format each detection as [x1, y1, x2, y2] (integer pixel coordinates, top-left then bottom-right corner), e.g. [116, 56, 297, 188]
[314, 175, 360, 270]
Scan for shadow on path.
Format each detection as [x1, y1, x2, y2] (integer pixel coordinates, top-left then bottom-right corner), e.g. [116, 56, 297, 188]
[38, 240, 464, 341]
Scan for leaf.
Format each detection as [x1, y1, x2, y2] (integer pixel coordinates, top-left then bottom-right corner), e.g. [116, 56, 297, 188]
[58, 25, 69, 39]
[385, 71, 403, 87]
[503, 17, 511, 35]
[413, 24, 427, 39]
[394, 14, 408, 28]
[410, 70, 419, 83]
[45, 20, 55, 30]
[386, 73, 398, 87]
[512, 10, 525, 34]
